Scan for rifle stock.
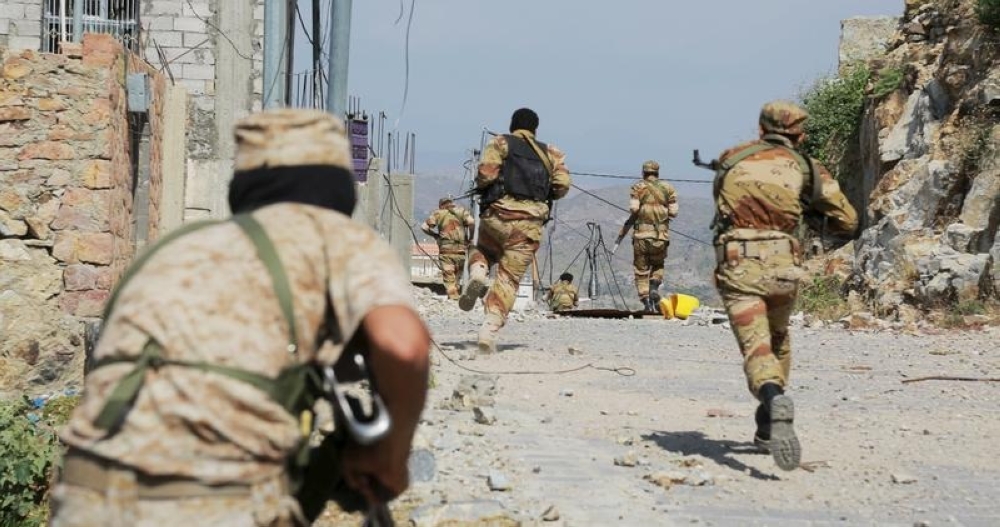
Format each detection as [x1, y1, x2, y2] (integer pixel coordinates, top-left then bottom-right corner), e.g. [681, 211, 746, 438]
[613, 213, 638, 252]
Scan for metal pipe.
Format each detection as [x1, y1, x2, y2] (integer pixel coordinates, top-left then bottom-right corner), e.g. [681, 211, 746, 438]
[326, 0, 352, 116]
[263, 0, 288, 108]
[59, 0, 67, 43]
[72, 0, 84, 42]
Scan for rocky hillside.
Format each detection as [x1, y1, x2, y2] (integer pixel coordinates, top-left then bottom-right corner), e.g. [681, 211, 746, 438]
[837, 0, 1000, 320]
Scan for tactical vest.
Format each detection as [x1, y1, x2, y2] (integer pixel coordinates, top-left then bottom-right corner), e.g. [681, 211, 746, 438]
[636, 179, 671, 229]
[480, 134, 552, 209]
[711, 136, 822, 234]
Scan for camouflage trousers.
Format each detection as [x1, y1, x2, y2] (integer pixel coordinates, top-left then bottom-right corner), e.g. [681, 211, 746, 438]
[439, 248, 467, 299]
[469, 213, 543, 323]
[49, 462, 305, 527]
[715, 253, 800, 398]
[632, 237, 668, 298]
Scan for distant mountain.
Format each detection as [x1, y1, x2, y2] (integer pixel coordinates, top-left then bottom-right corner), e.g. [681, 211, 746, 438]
[411, 172, 720, 308]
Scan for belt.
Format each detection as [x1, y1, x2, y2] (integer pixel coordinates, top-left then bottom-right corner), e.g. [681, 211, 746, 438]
[715, 238, 796, 264]
[61, 448, 273, 499]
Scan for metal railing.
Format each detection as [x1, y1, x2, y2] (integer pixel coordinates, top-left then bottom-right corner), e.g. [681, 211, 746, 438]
[41, 0, 140, 53]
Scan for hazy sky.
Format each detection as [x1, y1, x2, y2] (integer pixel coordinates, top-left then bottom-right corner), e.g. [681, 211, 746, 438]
[297, 1, 900, 194]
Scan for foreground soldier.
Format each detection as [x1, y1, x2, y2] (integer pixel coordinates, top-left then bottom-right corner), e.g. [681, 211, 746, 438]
[50, 109, 431, 525]
[460, 108, 571, 353]
[629, 160, 678, 313]
[421, 195, 475, 300]
[546, 272, 579, 312]
[712, 101, 857, 471]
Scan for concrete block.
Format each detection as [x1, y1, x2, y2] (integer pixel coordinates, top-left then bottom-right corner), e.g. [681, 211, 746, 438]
[183, 1, 213, 18]
[147, 1, 183, 16]
[173, 16, 206, 33]
[151, 30, 183, 48]
[11, 19, 42, 38]
[183, 31, 209, 48]
[8, 36, 41, 51]
[176, 78, 207, 96]
[0, 4, 26, 20]
[24, 3, 41, 19]
[145, 16, 175, 31]
[184, 159, 216, 210]
[182, 63, 214, 80]
[0, 19, 10, 35]
[159, 84, 188, 234]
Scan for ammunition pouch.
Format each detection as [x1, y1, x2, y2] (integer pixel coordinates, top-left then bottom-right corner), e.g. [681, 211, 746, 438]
[715, 237, 800, 266]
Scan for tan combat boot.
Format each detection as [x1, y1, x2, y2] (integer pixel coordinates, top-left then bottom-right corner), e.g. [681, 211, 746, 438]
[459, 263, 489, 312]
[478, 313, 503, 354]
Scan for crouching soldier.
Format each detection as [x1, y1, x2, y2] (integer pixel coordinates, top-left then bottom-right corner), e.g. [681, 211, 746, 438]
[49, 109, 431, 526]
[546, 272, 579, 313]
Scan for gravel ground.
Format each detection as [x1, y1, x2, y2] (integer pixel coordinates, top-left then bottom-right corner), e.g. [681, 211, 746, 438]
[320, 290, 1000, 526]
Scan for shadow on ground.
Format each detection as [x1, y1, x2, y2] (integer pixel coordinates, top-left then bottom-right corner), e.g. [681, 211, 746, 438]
[438, 341, 528, 353]
[642, 430, 779, 481]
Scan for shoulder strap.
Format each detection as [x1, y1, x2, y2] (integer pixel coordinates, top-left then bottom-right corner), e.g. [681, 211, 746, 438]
[520, 134, 555, 178]
[233, 213, 299, 354]
[103, 220, 221, 321]
[769, 145, 823, 209]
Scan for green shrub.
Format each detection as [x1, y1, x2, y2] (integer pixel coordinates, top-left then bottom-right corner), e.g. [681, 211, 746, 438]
[800, 65, 871, 183]
[796, 275, 850, 320]
[0, 395, 79, 527]
[977, 0, 1000, 28]
[872, 66, 905, 99]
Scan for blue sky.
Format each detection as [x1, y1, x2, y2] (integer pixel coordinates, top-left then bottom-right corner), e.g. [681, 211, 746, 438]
[296, 1, 900, 194]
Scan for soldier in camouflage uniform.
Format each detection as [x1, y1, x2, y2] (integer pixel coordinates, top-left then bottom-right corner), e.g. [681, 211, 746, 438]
[629, 160, 679, 313]
[49, 109, 432, 526]
[459, 108, 571, 353]
[546, 272, 579, 312]
[713, 101, 857, 471]
[421, 195, 475, 300]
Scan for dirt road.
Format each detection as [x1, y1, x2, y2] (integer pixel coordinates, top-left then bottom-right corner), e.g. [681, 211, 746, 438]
[324, 306, 1000, 526]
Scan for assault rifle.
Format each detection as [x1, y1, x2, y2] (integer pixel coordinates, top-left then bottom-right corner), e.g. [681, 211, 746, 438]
[611, 213, 638, 255]
[692, 149, 719, 171]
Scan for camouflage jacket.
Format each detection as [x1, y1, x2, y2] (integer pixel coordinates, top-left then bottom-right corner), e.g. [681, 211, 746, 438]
[60, 204, 415, 485]
[629, 177, 679, 241]
[477, 129, 571, 221]
[422, 205, 474, 250]
[714, 135, 858, 242]
[547, 281, 578, 311]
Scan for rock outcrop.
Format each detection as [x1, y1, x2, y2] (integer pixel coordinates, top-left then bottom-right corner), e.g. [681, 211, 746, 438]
[841, 0, 1000, 316]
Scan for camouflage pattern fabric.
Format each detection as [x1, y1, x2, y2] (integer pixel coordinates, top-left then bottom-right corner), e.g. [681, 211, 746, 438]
[632, 238, 668, 299]
[49, 471, 302, 527]
[759, 100, 808, 137]
[422, 204, 474, 251]
[52, 204, 415, 506]
[547, 281, 578, 312]
[476, 129, 570, 221]
[713, 132, 857, 398]
[468, 212, 544, 322]
[629, 177, 678, 241]
[439, 253, 466, 300]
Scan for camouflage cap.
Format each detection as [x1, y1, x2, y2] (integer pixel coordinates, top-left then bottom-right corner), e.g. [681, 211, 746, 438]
[234, 109, 351, 172]
[642, 160, 660, 174]
[439, 194, 455, 206]
[759, 100, 809, 136]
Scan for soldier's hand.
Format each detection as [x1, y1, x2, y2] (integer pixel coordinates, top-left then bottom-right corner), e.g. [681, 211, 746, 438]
[342, 440, 410, 506]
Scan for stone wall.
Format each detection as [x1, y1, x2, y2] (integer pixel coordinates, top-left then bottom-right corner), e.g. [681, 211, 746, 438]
[0, 34, 170, 395]
[0, 0, 43, 51]
[839, 16, 900, 71]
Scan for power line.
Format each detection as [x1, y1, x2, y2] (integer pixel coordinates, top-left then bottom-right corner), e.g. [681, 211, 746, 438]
[568, 184, 712, 246]
[572, 171, 713, 185]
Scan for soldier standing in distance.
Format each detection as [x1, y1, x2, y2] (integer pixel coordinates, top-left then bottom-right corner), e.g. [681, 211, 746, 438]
[421, 195, 475, 300]
[713, 100, 857, 471]
[546, 272, 579, 313]
[629, 160, 678, 313]
[49, 109, 431, 525]
[459, 107, 571, 353]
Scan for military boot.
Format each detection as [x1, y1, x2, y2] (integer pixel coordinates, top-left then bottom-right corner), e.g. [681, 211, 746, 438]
[640, 297, 652, 314]
[753, 403, 771, 452]
[649, 279, 662, 308]
[760, 383, 800, 471]
[459, 263, 489, 312]
[477, 313, 503, 354]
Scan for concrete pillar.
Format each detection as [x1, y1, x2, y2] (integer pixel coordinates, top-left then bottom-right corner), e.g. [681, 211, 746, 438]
[159, 85, 188, 233]
[388, 172, 414, 277]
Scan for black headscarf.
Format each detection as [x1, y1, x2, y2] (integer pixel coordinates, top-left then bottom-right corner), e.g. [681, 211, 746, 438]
[509, 108, 539, 133]
[228, 165, 357, 216]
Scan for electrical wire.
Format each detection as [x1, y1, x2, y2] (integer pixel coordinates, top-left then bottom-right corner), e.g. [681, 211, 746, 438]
[396, 0, 416, 123]
[182, 0, 254, 61]
[569, 184, 712, 247]
[572, 170, 713, 184]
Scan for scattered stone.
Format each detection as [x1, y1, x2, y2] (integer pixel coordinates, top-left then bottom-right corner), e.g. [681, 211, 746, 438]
[705, 408, 735, 418]
[615, 435, 634, 446]
[487, 471, 512, 491]
[408, 448, 436, 483]
[645, 471, 688, 489]
[892, 473, 918, 484]
[473, 406, 497, 425]
[568, 346, 584, 355]
[532, 465, 541, 474]
[541, 505, 561, 521]
[409, 500, 516, 527]
[614, 451, 638, 467]
[559, 389, 574, 397]
[447, 374, 498, 410]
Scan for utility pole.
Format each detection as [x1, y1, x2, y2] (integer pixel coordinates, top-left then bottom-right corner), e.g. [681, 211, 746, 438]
[326, 0, 352, 116]
[263, 0, 289, 108]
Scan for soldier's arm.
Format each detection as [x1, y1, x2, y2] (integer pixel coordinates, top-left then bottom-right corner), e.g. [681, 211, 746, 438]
[666, 184, 679, 218]
[476, 136, 508, 189]
[344, 306, 431, 503]
[420, 213, 437, 237]
[547, 143, 571, 200]
[810, 163, 859, 237]
[629, 184, 641, 214]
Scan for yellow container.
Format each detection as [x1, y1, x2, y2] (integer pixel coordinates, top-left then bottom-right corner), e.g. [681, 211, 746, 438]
[662, 293, 699, 320]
